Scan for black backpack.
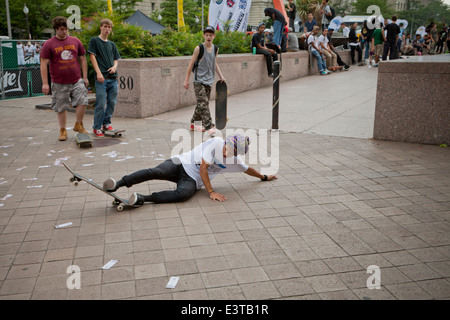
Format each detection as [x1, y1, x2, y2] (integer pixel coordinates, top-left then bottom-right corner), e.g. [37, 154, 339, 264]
[192, 43, 218, 77]
[328, 6, 336, 21]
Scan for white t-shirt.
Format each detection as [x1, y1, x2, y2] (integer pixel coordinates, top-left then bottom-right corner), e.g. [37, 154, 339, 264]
[342, 27, 350, 37]
[173, 137, 249, 190]
[322, 5, 331, 23]
[318, 35, 329, 50]
[17, 44, 24, 56]
[307, 34, 319, 50]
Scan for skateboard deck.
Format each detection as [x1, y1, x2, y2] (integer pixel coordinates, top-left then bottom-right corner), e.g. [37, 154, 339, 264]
[215, 81, 227, 130]
[62, 162, 131, 211]
[102, 129, 126, 137]
[76, 132, 93, 148]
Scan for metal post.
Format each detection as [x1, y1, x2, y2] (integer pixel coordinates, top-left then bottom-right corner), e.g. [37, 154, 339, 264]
[5, 0, 12, 39]
[0, 40, 5, 100]
[271, 61, 280, 130]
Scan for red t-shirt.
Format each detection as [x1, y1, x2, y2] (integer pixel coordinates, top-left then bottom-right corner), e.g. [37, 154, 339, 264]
[41, 36, 86, 84]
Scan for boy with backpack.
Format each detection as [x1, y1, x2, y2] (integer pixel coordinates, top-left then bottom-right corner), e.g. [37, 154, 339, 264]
[320, 0, 335, 30]
[184, 26, 226, 135]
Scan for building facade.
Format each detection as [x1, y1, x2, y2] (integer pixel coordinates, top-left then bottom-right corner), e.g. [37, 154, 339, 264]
[135, 0, 164, 17]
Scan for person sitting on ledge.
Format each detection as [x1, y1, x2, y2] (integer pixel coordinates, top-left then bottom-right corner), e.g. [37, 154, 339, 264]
[103, 134, 277, 206]
[252, 22, 279, 78]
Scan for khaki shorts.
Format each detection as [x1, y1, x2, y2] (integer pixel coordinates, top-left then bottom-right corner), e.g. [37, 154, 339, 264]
[375, 44, 384, 57]
[51, 78, 88, 113]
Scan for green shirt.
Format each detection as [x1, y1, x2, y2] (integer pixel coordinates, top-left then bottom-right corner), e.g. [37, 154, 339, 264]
[372, 28, 384, 46]
[88, 36, 121, 77]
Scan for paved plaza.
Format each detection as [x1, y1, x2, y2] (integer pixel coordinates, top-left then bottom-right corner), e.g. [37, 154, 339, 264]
[0, 66, 449, 300]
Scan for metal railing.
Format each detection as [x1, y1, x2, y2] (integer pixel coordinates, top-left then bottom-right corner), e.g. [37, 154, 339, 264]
[1, 39, 46, 100]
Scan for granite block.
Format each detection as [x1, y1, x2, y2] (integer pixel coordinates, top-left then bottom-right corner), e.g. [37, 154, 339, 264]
[374, 54, 450, 145]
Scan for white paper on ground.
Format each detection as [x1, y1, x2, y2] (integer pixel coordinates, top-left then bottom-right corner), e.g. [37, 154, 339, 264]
[102, 260, 118, 270]
[55, 222, 73, 228]
[166, 276, 179, 289]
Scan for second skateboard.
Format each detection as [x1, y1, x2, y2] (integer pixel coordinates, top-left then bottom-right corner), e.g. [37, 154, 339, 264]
[215, 81, 228, 130]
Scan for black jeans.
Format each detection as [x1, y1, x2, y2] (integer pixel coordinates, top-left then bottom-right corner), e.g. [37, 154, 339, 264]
[256, 48, 278, 75]
[332, 49, 346, 66]
[350, 45, 362, 63]
[382, 41, 398, 60]
[121, 159, 197, 203]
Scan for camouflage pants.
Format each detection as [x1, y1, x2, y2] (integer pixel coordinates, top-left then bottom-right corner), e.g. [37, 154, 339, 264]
[191, 82, 213, 130]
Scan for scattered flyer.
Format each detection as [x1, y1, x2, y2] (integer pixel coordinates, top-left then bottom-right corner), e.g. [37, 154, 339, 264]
[27, 185, 43, 189]
[54, 222, 73, 229]
[166, 276, 179, 289]
[102, 260, 118, 270]
[1, 194, 13, 201]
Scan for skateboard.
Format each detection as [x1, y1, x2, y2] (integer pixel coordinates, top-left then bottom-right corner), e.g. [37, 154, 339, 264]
[102, 129, 126, 137]
[215, 81, 227, 130]
[76, 132, 93, 148]
[62, 162, 131, 211]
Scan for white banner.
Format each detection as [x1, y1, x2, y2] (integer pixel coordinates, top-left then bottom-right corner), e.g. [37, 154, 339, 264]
[208, 0, 252, 33]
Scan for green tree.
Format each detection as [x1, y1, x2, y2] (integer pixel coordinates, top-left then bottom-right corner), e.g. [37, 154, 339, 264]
[398, 0, 450, 35]
[151, 0, 206, 33]
[0, 0, 63, 38]
[350, 0, 394, 17]
[0, 0, 137, 39]
[295, 0, 321, 22]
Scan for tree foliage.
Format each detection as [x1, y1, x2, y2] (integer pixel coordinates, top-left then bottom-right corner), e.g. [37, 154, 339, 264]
[73, 12, 250, 85]
[350, 0, 395, 17]
[0, 0, 137, 39]
[150, 0, 207, 33]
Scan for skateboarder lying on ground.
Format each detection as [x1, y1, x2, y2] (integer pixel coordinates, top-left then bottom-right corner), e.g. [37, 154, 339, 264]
[103, 134, 277, 206]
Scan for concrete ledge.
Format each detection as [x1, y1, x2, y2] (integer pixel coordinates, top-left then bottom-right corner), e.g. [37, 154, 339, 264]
[374, 54, 450, 145]
[115, 50, 352, 118]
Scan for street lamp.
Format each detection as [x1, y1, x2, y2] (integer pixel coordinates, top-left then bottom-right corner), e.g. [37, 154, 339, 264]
[201, 0, 204, 31]
[23, 4, 30, 39]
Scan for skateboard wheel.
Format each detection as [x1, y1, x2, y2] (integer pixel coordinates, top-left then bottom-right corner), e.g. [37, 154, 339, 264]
[73, 181, 79, 186]
[117, 205, 124, 211]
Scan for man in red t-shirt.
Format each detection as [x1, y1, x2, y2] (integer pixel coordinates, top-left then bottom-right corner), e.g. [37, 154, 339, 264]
[40, 16, 89, 141]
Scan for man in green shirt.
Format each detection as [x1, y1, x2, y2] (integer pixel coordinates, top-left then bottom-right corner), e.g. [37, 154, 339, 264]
[371, 22, 385, 67]
[88, 18, 121, 137]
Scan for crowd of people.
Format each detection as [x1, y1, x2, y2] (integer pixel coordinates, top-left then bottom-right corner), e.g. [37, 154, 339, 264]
[253, 3, 449, 77]
[16, 41, 43, 66]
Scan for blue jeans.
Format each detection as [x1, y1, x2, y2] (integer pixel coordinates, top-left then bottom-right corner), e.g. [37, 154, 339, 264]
[93, 79, 118, 130]
[273, 20, 283, 47]
[310, 48, 327, 72]
[364, 41, 370, 59]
